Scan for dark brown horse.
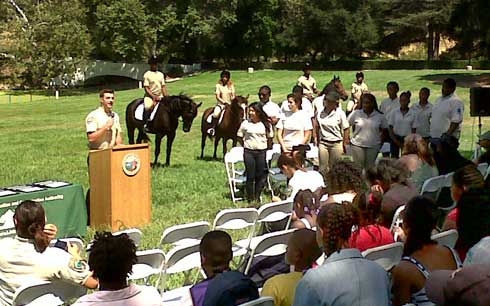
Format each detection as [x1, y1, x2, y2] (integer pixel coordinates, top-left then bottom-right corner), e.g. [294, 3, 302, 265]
[319, 75, 349, 100]
[200, 96, 248, 159]
[126, 94, 201, 166]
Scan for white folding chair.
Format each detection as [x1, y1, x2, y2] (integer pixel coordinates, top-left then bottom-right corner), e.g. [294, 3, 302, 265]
[243, 229, 295, 275]
[159, 241, 202, 292]
[267, 146, 288, 197]
[477, 162, 489, 176]
[113, 228, 143, 247]
[431, 229, 459, 248]
[224, 147, 246, 202]
[390, 205, 406, 234]
[485, 165, 490, 180]
[420, 174, 447, 200]
[213, 208, 259, 258]
[362, 242, 404, 271]
[129, 249, 165, 284]
[13, 280, 87, 306]
[235, 201, 293, 252]
[160, 221, 210, 248]
[239, 297, 274, 306]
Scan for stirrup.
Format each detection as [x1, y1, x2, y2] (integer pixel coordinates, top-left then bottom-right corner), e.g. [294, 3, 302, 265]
[207, 128, 215, 136]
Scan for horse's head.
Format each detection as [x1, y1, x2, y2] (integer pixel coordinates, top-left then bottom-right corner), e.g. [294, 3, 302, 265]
[233, 95, 249, 120]
[323, 75, 348, 101]
[179, 95, 201, 133]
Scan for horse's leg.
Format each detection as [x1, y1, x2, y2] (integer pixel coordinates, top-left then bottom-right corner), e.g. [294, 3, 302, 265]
[232, 137, 237, 147]
[200, 132, 206, 159]
[165, 132, 175, 166]
[222, 137, 228, 159]
[213, 136, 220, 159]
[127, 125, 135, 144]
[153, 134, 163, 166]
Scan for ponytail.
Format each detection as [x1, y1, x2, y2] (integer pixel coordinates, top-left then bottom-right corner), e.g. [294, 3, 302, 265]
[15, 200, 50, 253]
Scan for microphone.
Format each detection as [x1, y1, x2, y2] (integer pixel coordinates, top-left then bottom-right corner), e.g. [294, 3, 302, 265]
[108, 111, 115, 118]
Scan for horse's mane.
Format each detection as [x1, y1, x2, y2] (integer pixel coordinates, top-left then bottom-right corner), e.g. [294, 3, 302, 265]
[319, 78, 339, 96]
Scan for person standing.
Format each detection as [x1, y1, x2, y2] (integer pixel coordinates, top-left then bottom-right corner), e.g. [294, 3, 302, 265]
[237, 102, 274, 203]
[430, 78, 464, 143]
[85, 89, 123, 151]
[207, 70, 236, 136]
[277, 94, 313, 152]
[258, 85, 282, 125]
[346, 72, 369, 116]
[412, 87, 433, 141]
[315, 92, 350, 173]
[388, 91, 417, 158]
[380, 81, 400, 157]
[348, 93, 387, 171]
[297, 63, 318, 100]
[142, 56, 168, 132]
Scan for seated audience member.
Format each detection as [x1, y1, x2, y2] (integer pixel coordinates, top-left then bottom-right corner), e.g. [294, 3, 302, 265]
[278, 152, 324, 200]
[433, 135, 472, 175]
[464, 236, 490, 266]
[261, 229, 321, 306]
[290, 190, 321, 229]
[398, 134, 438, 192]
[425, 264, 490, 306]
[442, 165, 490, 261]
[293, 203, 390, 306]
[323, 159, 363, 204]
[204, 272, 258, 306]
[349, 193, 394, 252]
[191, 230, 233, 306]
[366, 158, 418, 228]
[474, 130, 490, 164]
[391, 196, 462, 306]
[0, 201, 97, 306]
[73, 232, 161, 306]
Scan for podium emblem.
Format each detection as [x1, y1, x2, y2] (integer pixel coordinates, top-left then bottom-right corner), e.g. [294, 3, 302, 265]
[122, 153, 141, 176]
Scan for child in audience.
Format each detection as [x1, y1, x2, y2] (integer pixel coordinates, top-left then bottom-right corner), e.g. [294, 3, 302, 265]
[290, 190, 321, 229]
[73, 231, 161, 305]
[261, 229, 321, 306]
[323, 159, 363, 204]
[391, 196, 462, 306]
[349, 193, 394, 252]
[293, 203, 390, 306]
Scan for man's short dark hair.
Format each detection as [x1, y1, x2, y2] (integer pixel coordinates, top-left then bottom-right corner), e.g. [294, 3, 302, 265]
[420, 87, 430, 95]
[200, 231, 232, 274]
[99, 89, 114, 98]
[88, 231, 137, 283]
[259, 85, 271, 95]
[443, 78, 457, 90]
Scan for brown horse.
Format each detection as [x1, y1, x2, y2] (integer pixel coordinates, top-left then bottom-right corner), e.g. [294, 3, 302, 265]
[200, 96, 248, 159]
[319, 75, 349, 100]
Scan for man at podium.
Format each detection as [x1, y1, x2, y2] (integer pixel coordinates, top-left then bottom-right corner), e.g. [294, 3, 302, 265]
[85, 89, 123, 150]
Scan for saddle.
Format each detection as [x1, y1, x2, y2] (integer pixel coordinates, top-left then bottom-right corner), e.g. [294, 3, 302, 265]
[135, 101, 160, 121]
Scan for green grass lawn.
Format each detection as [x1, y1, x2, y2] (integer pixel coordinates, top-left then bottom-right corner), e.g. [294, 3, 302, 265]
[1, 69, 489, 288]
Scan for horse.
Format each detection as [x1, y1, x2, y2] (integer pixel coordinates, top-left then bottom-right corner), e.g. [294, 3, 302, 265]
[319, 75, 349, 100]
[126, 94, 201, 166]
[200, 95, 248, 159]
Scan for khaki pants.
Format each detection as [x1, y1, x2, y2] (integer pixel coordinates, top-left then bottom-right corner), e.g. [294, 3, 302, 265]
[144, 96, 154, 110]
[319, 140, 343, 173]
[351, 144, 380, 171]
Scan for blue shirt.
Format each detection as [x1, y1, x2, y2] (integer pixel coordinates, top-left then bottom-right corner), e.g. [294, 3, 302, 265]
[293, 248, 390, 306]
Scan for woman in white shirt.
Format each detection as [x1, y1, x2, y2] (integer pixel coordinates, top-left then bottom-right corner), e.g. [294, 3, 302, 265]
[237, 102, 274, 203]
[315, 91, 350, 173]
[348, 93, 387, 170]
[277, 94, 313, 152]
[388, 91, 417, 158]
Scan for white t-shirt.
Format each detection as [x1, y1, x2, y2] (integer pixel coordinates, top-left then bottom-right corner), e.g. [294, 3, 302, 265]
[237, 120, 274, 150]
[317, 108, 349, 142]
[430, 93, 464, 139]
[281, 97, 314, 118]
[262, 101, 282, 121]
[411, 102, 433, 138]
[388, 108, 417, 137]
[380, 97, 400, 118]
[348, 109, 387, 148]
[73, 284, 163, 306]
[276, 110, 313, 150]
[288, 170, 325, 200]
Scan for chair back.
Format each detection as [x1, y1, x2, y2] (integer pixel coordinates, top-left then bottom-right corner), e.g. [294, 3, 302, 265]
[390, 205, 406, 234]
[13, 281, 87, 306]
[238, 297, 274, 306]
[160, 221, 210, 247]
[224, 147, 246, 202]
[129, 249, 165, 281]
[213, 208, 258, 230]
[477, 163, 489, 176]
[431, 229, 459, 248]
[420, 174, 447, 200]
[164, 242, 202, 274]
[113, 228, 143, 247]
[362, 242, 404, 271]
[257, 200, 293, 225]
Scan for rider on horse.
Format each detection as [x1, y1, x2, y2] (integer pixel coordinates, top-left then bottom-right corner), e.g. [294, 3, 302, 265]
[143, 56, 168, 132]
[206, 70, 235, 136]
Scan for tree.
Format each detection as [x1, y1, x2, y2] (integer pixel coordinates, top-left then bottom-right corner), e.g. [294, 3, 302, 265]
[4, 0, 92, 87]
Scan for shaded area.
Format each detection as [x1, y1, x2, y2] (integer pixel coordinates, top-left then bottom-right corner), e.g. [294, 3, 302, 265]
[418, 73, 490, 88]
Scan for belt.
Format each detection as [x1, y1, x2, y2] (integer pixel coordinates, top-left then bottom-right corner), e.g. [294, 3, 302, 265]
[321, 139, 342, 143]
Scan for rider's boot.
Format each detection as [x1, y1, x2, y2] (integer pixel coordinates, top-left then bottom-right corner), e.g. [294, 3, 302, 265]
[143, 108, 152, 133]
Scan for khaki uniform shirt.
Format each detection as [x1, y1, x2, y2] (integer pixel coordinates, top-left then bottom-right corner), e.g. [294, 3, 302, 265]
[143, 70, 165, 97]
[215, 83, 235, 105]
[298, 75, 317, 95]
[85, 107, 121, 150]
[317, 108, 349, 142]
[351, 82, 369, 102]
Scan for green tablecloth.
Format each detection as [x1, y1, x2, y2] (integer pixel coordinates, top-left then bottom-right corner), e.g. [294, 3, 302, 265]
[0, 184, 87, 238]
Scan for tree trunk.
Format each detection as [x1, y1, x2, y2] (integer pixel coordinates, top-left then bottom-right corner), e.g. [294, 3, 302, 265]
[427, 22, 434, 61]
[434, 31, 440, 60]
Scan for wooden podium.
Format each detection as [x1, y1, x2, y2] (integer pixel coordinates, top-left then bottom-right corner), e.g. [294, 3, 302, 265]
[89, 144, 151, 231]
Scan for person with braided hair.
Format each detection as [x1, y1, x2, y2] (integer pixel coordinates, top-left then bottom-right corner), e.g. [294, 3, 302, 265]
[290, 190, 321, 229]
[293, 203, 390, 306]
[0, 201, 97, 305]
[323, 159, 363, 204]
